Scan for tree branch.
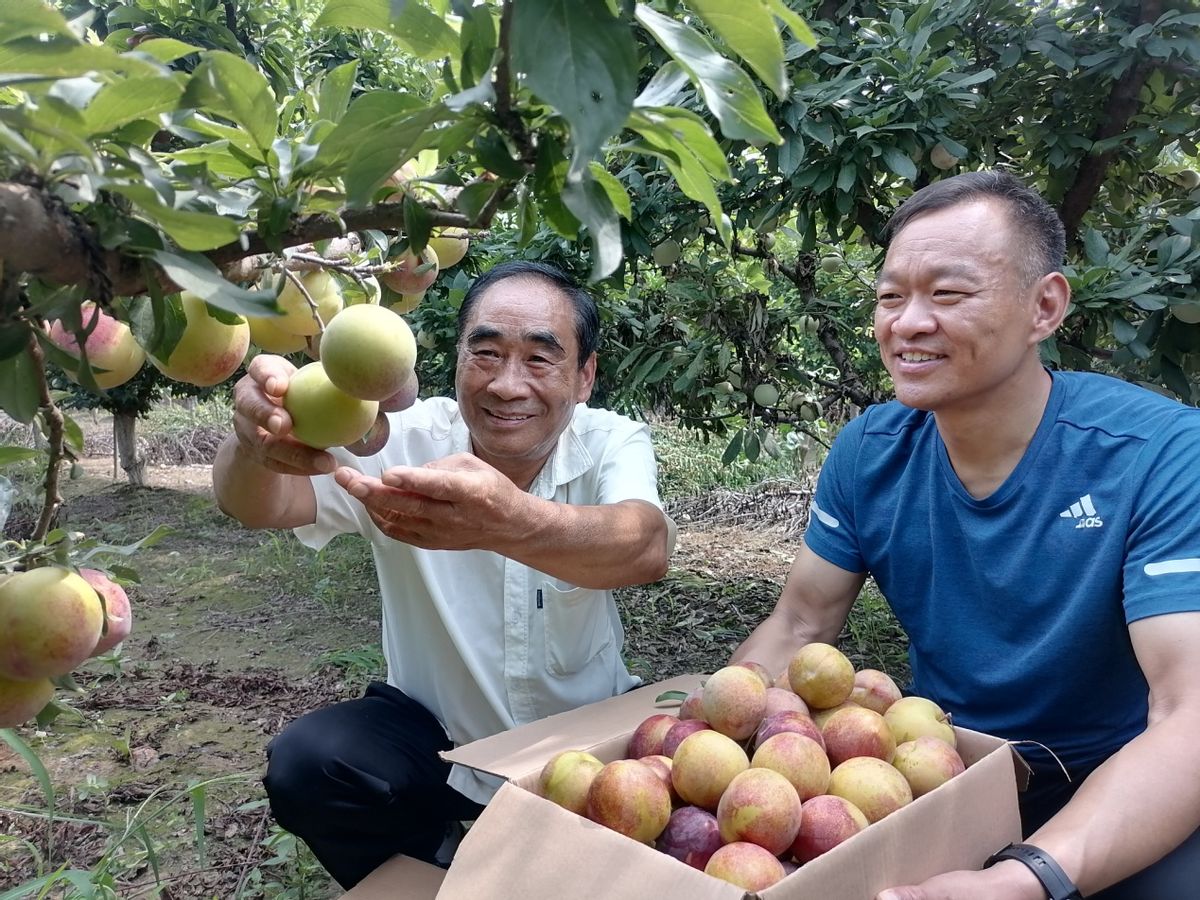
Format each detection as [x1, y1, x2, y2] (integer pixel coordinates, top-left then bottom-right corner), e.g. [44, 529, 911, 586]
[26, 332, 65, 541]
[1058, 0, 1162, 246]
[0, 182, 474, 297]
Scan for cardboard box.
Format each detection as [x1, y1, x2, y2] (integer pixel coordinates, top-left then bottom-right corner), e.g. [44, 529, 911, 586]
[343, 854, 446, 900]
[348, 674, 1024, 900]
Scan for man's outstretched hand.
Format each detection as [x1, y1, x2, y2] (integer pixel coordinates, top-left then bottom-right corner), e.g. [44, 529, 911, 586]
[334, 453, 524, 550]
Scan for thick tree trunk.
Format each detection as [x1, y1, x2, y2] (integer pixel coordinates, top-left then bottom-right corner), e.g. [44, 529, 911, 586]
[113, 411, 146, 486]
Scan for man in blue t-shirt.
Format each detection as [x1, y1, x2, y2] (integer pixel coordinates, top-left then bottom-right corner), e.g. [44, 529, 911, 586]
[733, 171, 1200, 900]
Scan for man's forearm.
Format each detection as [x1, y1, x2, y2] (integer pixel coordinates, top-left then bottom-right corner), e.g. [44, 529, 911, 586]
[1027, 708, 1200, 895]
[731, 609, 840, 680]
[498, 497, 670, 589]
[213, 436, 315, 529]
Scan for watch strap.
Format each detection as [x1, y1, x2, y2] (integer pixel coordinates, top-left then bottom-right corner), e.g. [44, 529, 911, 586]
[984, 842, 1083, 900]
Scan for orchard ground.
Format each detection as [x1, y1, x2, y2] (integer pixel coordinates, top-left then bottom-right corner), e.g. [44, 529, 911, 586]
[0, 408, 907, 898]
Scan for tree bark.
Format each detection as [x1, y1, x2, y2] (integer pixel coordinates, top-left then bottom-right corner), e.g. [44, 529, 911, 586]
[1058, 0, 1162, 246]
[113, 411, 146, 486]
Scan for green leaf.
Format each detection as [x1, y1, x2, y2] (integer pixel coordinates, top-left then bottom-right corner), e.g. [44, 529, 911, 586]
[762, 0, 817, 49]
[636, 5, 781, 146]
[0, 37, 155, 78]
[0, 729, 54, 812]
[317, 59, 359, 123]
[128, 37, 201, 64]
[0, 0, 74, 42]
[631, 106, 732, 181]
[721, 429, 744, 465]
[634, 61, 691, 107]
[0, 446, 40, 465]
[84, 76, 183, 134]
[533, 136, 579, 239]
[0, 347, 39, 424]
[512, 0, 636, 175]
[314, 0, 458, 61]
[342, 104, 452, 207]
[686, 0, 788, 98]
[1082, 229, 1109, 266]
[150, 250, 278, 319]
[561, 168, 624, 281]
[110, 185, 242, 252]
[182, 51, 278, 153]
[626, 130, 729, 245]
[308, 90, 425, 175]
[588, 163, 632, 220]
[880, 146, 917, 182]
[655, 689, 689, 703]
[403, 194, 434, 249]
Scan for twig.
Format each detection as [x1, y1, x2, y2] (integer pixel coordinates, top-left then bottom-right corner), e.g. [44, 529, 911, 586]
[281, 269, 324, 334]
[26, 331, 65, 541]
[232, 806, 271, 899]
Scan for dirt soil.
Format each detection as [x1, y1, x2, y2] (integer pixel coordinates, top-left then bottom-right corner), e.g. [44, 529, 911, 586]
[0, 454, 805, 898]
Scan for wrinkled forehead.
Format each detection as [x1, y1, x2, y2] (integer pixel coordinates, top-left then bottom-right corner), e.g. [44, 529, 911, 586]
[465, 276, 579, 349]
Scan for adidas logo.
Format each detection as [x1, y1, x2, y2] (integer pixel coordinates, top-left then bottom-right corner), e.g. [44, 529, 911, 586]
[1059, 493, 1103, 529]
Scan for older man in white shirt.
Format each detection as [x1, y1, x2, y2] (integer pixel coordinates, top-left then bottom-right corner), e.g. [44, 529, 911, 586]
[213, 261, 673, 888]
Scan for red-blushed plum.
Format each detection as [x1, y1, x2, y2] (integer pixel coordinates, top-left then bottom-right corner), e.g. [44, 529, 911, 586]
[821, 705, 897, 766]
[849, 668, 903, 715]
[627, 713, 679, 759]
[148, 292, 250, 387]
[537, 749, 604, 817]
[0, 675, 55, 728]
[0, 568, 103, 681]
[678, 686, 706, 720]
[764, 685, 809, 718]
[704, 841, 787, 890]
[344, 412, 391, 457]
[734, 660, 774, 689]
[884, 696, 957, 747]
[378, 371, 419, 413]
[716, 767, 803, 855]
[750, 731, 831, 800]
[827, 756, 913, 823]
[80, 568, 132, 657]
[812, 700, 858, 729]
[640, 755, 677, 802]
[586, 759, 671, 843]
[662, 718, 711, 759]
[47, 302, 145, 389]
[670, 730, 750, 810]
[657, 806, 723, 870]
[788, 642, 855, 709]
[790, 794, 870, 864]
[754, 710, 825, 752]
[701, 665, 768, 741]
[892, 736, 966, 798]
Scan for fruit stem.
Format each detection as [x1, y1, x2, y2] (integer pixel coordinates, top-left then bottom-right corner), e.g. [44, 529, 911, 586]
[281, 267, 325, 335]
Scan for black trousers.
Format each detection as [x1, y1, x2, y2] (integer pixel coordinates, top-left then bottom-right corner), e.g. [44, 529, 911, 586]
[1021, 762, 1200, 898]
[263, 682, 486, 889]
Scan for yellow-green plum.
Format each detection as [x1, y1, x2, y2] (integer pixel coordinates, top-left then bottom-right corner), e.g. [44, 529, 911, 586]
[586, 758, 671, 843]
[537, 749, 604, 817]
[248, 313, 308, 354]
[283, 362, 379, 449]
[670, 730, 749, 810]
[0, 675, 55, 728]
[892, 736, 966, 798]
[0, 568, 103, 680]
[149, 292, 250, 387]
[318, 305, 417, 401]
[884, 695, 957, 747]
[427, 229, 469, 269]
[827, 756, 913, 823]
[48, 302, 145, 389]
[788, 642, 855, 710]
[274, 270, 344, 336]
[701, 664, 768, 741]
[704, 842, 786, 890]
[751, 731, 830, 801]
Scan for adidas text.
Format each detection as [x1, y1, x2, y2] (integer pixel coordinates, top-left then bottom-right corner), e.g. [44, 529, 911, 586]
[1074, 517, 1103, 529]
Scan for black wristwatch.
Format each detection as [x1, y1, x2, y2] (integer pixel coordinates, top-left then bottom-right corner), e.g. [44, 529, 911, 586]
[984, 842, 1083, 900]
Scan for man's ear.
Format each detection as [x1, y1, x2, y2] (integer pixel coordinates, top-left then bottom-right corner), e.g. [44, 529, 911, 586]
[1030, 271, 1071, 344]
[577, 352, 597, 402]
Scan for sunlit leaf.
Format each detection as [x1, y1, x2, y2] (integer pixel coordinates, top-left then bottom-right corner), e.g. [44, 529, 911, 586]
[686, 0, 788, 98]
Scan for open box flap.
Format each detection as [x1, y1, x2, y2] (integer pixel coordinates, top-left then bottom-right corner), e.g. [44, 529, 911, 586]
[442, 674, 702, 782]
[437, 780, 746, 900]
[760, 730, 1022, 899]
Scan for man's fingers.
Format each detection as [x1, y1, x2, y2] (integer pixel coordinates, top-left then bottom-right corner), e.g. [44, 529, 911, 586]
[876, 888, 924, 900]
[380, 465, 463, 499]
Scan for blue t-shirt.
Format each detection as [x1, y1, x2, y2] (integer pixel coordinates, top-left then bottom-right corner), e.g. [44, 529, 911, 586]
[805, 370, 1200, 775]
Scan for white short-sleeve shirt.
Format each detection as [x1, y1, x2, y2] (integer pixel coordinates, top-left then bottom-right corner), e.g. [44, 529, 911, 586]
[293, 398, 661, 801]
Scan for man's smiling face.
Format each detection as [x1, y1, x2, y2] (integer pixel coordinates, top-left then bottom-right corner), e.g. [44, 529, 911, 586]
[455, 276, 595, 485]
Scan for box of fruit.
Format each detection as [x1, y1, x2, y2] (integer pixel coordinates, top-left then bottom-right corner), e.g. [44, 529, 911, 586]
[346, 653, 1025, 900]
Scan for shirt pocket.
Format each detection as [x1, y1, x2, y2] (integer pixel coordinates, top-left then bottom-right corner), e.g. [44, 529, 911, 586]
[540, 581, 614, 677]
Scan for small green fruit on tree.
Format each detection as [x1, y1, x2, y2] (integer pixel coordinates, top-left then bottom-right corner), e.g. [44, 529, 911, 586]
[320, 305, 418, 401]
[819, 255, 841, 274]
[652, 239, 682, 267]
[1170, 302, 1200, 324]
[929, 143, 959, 170]
[753, 383, 780, 407]
[283, 362, 379, 449]
[427, 229, 470, 269]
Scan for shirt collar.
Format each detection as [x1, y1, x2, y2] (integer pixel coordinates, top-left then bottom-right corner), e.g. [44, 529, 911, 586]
[450, 403, 594, 498]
